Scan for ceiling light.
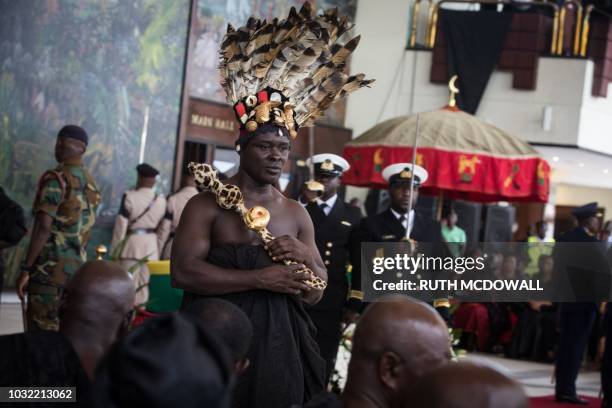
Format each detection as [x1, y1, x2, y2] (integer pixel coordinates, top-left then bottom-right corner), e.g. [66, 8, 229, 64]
[579, 163, 584, 168]
[604, 169, 609, 174]
[552, 156, 559, 162]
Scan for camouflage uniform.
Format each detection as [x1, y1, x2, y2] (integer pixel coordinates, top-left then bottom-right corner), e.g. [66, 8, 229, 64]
[27, 158, 100, 331]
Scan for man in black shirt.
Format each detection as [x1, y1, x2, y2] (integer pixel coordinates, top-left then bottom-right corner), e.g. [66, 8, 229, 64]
[0, 260, 134, 406]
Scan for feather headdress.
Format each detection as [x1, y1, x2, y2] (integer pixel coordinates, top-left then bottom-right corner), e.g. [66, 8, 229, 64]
[219, 2, 374, 147]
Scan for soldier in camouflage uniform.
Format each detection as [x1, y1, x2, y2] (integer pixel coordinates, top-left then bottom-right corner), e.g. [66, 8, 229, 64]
[16, 125, 100, 331]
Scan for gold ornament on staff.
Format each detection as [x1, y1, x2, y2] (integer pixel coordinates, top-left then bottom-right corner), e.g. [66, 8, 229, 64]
[188, 162, 327, 290]
[95, 245, 108, 260]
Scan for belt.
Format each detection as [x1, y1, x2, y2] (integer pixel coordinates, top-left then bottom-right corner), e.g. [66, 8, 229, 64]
[128, 228, 156, 235]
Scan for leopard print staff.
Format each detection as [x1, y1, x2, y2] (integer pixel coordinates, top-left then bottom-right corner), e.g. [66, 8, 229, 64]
[188, 162, 327, 291]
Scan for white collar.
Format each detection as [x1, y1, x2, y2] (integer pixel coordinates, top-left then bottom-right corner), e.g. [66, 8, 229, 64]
[316, 194, 338, 209]
[390, 208, 414, 221]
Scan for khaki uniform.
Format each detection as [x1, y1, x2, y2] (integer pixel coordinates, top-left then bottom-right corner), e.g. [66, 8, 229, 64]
[28, 159, 100, 331]
[157, 186, 198, 260]
[111, 188, 166, 307]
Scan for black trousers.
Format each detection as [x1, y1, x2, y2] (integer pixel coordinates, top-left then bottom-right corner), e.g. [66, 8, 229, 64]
[555, 305, 596, 397]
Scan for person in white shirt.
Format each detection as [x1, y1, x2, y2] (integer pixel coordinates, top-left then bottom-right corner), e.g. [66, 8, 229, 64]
[157, 168, 199, 259]
[111, 163, 166, 307]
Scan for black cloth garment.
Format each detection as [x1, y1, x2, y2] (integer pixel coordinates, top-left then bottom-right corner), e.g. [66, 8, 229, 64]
[305, 199, 362, 382]
[293, 391, 343, 408]
[349, 208, 445, 311]
[0, 331, 90, 407]
[441, 10, 513, 114]
[181, 244, 326, 408]
[92, 313, 233, 408]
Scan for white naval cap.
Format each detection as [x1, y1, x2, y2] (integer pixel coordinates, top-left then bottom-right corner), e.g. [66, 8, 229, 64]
[307, 153, 350, 176]
[382, 163, 429, 187]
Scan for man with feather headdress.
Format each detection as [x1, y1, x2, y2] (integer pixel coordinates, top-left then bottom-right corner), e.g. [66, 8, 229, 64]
[171, 3, 372, 407]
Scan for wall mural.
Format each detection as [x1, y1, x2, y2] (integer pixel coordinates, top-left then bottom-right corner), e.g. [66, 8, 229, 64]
[188, 0, 357, 126]
[0, 0, 190, 283]
[0, 0, 356, 284]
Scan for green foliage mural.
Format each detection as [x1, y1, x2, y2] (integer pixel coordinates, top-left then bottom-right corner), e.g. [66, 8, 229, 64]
[0, 0, 357, 285]
[0, 0, 190, 283]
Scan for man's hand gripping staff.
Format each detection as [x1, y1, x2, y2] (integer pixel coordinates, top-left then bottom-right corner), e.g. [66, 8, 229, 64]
[188, 162, 327, 291]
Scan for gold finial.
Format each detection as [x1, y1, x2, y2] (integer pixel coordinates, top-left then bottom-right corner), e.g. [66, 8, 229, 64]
[448, 75, 459, 107]
[95, 245, 108, 260]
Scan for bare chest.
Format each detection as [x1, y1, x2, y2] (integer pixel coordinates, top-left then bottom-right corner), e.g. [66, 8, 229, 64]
[210, 202, 299, 245]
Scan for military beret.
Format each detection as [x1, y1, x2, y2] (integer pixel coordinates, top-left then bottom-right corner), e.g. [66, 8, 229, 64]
[57, 125, 88, 146]
[136, 163, 159, 178]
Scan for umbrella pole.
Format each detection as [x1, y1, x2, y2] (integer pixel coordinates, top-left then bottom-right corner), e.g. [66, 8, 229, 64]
[406, 114, 420, 240]
[436, 191, 444, 221]
[308, 127, 315, 177]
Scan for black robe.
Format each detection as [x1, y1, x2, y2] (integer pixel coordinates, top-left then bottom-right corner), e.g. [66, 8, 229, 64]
[181, 244, 325, 408]
[0, 331, 90, 407]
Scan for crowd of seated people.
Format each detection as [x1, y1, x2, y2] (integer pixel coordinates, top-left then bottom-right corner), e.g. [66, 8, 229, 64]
[453, 249, 607, 371]
[0, 261, 530, 408]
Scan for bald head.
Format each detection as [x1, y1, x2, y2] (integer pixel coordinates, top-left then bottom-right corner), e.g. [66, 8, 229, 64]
[58, 261, 135, 379]
[352, 297, 450, 376]
[344, 297, 450, 408]
[408, 362, 528, 408]
[59, 261, 134, 331]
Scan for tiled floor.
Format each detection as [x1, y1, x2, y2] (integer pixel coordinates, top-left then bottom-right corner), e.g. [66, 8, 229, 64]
[463, 353, 601, 398]
[0, 291, 602, 398]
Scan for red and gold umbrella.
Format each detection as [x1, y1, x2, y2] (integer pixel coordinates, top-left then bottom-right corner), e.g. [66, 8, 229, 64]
[342, 107, 550, 203]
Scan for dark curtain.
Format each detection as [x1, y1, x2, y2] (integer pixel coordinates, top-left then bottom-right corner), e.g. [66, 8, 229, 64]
[441, 10, 513, 114]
